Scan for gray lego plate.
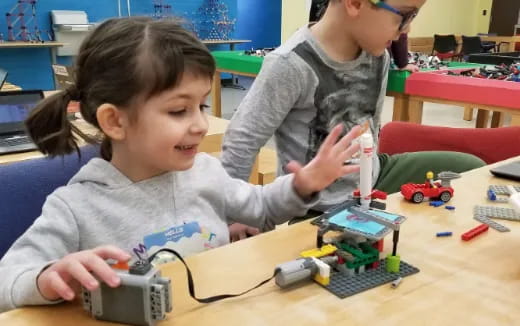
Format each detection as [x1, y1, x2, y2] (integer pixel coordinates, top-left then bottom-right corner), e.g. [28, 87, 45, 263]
[322, 259, 419, 299]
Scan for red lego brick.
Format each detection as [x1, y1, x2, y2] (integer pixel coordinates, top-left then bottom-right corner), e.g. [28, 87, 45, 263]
[461, 224, 489, 241]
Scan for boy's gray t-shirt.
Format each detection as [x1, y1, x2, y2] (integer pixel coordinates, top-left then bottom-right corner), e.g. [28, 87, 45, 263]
[222, 26, 390, 210]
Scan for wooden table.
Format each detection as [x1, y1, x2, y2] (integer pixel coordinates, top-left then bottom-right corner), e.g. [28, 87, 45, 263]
[407, 95, 520, 128]
[403, 71, 520, 128]
[0, 42, 65, 89]
[480, 35, 520, 53]
[1, 157, 519, 325]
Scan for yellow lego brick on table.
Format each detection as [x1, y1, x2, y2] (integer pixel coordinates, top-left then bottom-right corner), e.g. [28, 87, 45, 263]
[314, 274, 330, 286]
[300, 244, 337, 258]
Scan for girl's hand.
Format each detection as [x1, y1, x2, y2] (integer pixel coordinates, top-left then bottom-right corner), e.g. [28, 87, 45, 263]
[228, 223, 260, 242]
[289, 124, 362, 200]
[37, 245, 131, 301]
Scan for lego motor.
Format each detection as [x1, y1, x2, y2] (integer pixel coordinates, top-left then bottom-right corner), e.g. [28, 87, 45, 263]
[275, 256, 337, 288]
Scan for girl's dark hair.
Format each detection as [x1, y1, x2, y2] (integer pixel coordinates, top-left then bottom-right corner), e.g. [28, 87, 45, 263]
[26, 17, 216, 160]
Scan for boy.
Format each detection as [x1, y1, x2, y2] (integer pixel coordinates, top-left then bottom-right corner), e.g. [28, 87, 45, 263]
[222, 0, 485, 238]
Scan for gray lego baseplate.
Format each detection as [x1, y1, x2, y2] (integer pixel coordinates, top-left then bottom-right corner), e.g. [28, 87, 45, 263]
[321, 259, 419, 299]
[474, 214, 510, 232]
[474, 206, 520, 222]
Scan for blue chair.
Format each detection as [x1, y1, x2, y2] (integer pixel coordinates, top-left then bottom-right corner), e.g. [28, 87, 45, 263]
[0, 145, 99, 258]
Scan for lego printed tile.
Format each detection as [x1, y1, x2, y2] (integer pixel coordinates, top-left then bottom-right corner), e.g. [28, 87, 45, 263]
[322, 259, 419, 299]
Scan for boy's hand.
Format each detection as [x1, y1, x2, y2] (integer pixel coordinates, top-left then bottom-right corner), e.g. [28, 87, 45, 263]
[228, 223, 260, 242]
[400, 63, 419, 73]
[36, 245, 131, 301]
[288, 124, 362, 200]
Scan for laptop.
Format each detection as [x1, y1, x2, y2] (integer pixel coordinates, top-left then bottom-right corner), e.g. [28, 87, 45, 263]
[490, 161, 520, 181]
[0, 90, 44, 154]
[0, 69, 7, 89]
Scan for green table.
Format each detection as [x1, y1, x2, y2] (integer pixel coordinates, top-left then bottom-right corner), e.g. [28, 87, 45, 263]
[211, 50, 483, 121]
[211, 51, 263, 117]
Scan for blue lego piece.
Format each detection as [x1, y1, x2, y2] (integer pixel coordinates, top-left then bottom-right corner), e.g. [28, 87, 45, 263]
[436, 232, 452, 237]
[429, 201, 444, 207]
[445, 206, 455, 210]
[487, 189, 497, 201]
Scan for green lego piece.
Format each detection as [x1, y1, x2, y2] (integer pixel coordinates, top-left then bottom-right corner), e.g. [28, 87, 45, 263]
[338, 242, 379, 270]
[386, 254, 401, 273]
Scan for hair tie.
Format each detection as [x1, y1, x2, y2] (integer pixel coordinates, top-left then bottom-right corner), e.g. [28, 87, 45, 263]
[65, 87, 81, 101]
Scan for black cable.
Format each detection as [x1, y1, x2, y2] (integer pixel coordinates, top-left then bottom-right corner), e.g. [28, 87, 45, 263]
[148, 248, 279, 304]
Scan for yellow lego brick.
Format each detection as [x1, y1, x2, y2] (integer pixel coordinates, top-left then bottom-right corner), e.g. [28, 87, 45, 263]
[300, 244, 337, 258]
[314, 274, 330, 286]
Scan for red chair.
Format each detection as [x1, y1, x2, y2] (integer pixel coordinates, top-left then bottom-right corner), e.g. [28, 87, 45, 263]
[378, 122, 520, 164]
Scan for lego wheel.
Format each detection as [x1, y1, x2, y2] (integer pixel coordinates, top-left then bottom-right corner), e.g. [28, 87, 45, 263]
[412, 192, 424, 203]
[440, 191, 451, 202]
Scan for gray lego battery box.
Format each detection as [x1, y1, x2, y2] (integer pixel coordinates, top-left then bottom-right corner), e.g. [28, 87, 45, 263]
[82, 266, 172, 326]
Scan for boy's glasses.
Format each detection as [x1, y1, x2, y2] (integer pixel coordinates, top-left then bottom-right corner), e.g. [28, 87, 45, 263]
[370, 0, 418, 32]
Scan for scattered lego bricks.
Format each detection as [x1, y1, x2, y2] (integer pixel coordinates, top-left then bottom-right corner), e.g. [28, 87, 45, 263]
[461, 224, 489, 241]
[446, 64, 520, 82]
[244, 48, 275, 57]
[429, 201, 445, 207]
[322, 259, 419, 299]
[408, 53, 447, 70]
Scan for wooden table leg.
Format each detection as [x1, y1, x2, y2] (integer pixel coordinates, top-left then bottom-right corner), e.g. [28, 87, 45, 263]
[476, 109, 490, 128]
[508, 41, 516, 52]
[392, 93, 410, 122]
[211, 71, 222, 118]
[248, 155, 260, 185]
[490, 112, 505, 128]
[463, 106, 473, 121]
[511, 114, 520, 127]
[407, 98, 424, 124]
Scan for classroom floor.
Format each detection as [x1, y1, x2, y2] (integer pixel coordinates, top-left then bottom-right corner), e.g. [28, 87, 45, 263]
[212, 77, 512, 144]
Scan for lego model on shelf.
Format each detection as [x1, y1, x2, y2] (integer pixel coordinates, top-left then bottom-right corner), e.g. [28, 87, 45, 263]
[193, 0, 236, 40]
[152, 0, 173, 19]
[5, 0, 42, 42]
[244, 47, 275, 57]
[400, 171, 461, 204]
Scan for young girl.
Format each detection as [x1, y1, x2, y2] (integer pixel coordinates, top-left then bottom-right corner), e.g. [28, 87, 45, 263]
[0, 17, 361, 312]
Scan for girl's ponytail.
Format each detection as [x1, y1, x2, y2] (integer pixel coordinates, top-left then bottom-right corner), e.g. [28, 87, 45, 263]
[25, 86, 93, 157]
